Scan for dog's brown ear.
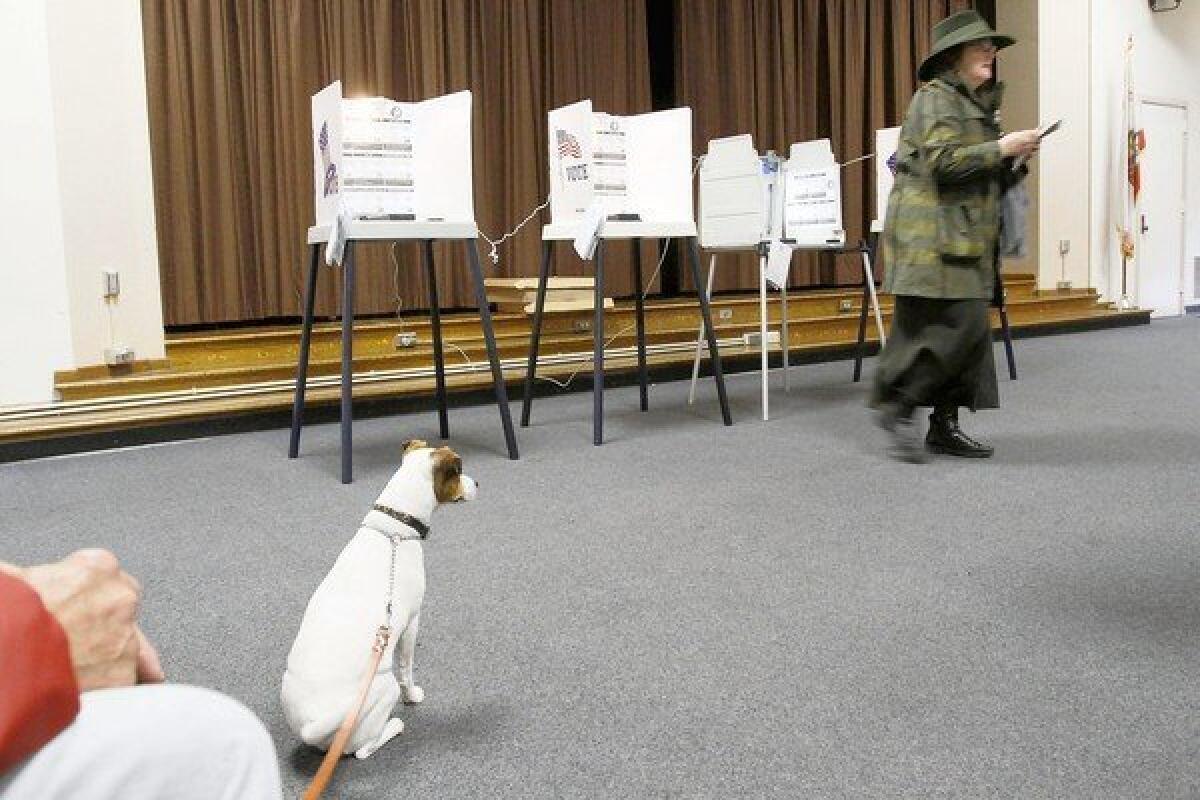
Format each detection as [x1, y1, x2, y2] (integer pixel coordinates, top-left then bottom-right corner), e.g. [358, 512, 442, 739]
[401, 439, 428, 458]
[431, 447, 464, 503]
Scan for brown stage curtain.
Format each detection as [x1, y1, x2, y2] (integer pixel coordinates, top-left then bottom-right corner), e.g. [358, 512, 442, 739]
[675, 0, 983, 291]
[143, 1, 652, 327]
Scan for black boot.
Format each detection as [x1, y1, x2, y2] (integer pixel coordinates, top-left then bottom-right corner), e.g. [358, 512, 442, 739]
[925, 406, 994, 458]
[876, 401, 926, 464]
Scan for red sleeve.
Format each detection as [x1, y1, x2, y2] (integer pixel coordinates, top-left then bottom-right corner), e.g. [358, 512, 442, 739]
[0, 572, 80, 774]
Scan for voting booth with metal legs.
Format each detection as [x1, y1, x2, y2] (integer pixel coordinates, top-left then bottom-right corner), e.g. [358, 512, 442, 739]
[687, 136, 886, 420]
[520, 101, 732, 445]
[288, 83, 517, 484]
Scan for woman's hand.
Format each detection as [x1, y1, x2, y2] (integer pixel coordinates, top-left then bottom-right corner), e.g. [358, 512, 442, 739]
[999, 129, 1041, 159]
[12, 549, 165, 690]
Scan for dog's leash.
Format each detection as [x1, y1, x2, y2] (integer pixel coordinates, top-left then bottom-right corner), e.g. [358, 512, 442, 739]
[302, 624, 391, 800]
[301, 510, 427, 800]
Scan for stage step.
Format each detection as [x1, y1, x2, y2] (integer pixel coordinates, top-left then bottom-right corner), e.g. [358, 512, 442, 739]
[0, 274, 1149, 446]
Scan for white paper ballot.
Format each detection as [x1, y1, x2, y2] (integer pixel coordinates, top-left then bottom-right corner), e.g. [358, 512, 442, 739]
[574, 205, 604, 260]
[764, 240, 792, 289]
[325, 209, 349, 265]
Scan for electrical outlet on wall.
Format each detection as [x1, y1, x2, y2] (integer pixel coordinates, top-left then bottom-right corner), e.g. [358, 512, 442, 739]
[102, 270, 120, 299]
[104, 346, 134, 366]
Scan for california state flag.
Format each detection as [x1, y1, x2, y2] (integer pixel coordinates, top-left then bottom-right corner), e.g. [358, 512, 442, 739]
[1119, 36, 1146, 260]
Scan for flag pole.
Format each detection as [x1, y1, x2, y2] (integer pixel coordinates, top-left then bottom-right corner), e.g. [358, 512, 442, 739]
[1119, 36, 1136, 310]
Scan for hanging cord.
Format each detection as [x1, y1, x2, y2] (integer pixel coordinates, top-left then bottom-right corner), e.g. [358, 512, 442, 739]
[479, 197, 551, 265]
[536, 238, 671, 390]
[389, 243, 413, 336]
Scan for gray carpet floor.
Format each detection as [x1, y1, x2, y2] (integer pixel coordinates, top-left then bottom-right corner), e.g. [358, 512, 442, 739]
[2, 318, 1198, 799]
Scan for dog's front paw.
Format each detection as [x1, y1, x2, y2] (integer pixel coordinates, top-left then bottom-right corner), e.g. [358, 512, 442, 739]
[401, 684, 424, 704]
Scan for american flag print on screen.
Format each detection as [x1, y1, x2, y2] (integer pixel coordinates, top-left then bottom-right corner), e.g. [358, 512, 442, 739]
[318, 122, 339, 197]
[556, 128, 582, 160]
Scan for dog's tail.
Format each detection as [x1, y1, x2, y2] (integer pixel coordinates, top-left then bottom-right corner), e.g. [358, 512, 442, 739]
[299, 710, 348, 752]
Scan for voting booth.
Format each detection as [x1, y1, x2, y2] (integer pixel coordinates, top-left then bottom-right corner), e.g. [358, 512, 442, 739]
[290, 82, 518, 484]
[690, 135, 883, 420]
[310, 81, 475, 226]
[522, 100, 732, 446]
[544, 99, 695, 234]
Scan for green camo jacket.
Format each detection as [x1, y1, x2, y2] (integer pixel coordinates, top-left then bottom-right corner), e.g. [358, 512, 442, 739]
[881, 73, 1024, 299]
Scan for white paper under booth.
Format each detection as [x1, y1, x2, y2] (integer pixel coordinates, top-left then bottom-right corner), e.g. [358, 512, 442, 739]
[522, 99, 732, 447]
[293, 81, 518, 484]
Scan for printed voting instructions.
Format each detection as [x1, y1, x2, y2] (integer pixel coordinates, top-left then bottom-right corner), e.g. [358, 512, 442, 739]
[782, 139, 844, 248]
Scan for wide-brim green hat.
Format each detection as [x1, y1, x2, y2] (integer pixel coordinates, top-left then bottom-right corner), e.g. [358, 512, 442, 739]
[918, 10, 1015, 81]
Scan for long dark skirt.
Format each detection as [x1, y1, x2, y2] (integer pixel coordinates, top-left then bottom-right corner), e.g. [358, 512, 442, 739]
[870, 295, 999, 411]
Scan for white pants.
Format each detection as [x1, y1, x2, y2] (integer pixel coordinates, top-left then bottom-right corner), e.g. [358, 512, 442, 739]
[0, 684, 282, 800]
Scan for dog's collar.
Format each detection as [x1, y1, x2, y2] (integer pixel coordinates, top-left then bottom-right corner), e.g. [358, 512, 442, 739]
[369, 503, 430, 540]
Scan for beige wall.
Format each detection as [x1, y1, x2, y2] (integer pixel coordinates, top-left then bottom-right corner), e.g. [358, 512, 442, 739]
[0, 0, 165, 407]
[1024, 0, 1200, 302]
[996, 0, 1040, 278]
[45, 0, 166, 369]
[1036, 0, 1094, 291]
[0, 1, 75, 407]
[1089, 0, 1200, 305]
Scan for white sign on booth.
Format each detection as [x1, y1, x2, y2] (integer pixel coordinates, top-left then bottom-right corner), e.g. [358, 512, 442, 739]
[698, 134, 774, 250]
[311, 81, 345, 228]
[874, 126, 901, 228]
[782, 139, 844, 248]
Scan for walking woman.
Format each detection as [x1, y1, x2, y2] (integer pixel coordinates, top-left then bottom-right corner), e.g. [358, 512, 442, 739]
[872, 10, 1041, 463]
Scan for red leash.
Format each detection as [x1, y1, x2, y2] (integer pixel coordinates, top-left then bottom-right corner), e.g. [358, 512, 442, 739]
[301, 625, 392, 800]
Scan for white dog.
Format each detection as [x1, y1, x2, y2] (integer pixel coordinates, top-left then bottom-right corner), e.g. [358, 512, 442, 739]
[281, 440, 477, 759]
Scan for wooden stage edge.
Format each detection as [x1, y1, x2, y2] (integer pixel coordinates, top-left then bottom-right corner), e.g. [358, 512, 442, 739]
[0, 279, 1150, 453]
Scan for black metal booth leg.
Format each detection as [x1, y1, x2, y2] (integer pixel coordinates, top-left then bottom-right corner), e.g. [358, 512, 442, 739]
[593, 241, 606, 445]
[520, 241, 553, 427]
[852, 239, 874, 383]
[466, 240, 519, 460]
[632, 238, 649, 411]
[423, 240, 449, 439]
[852, 279, 871, 383]
[289, 243, 320, 458]
[339, 242, 357, 484]
[688, 239, 732, 426]
[998, 301, 1018, 381]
